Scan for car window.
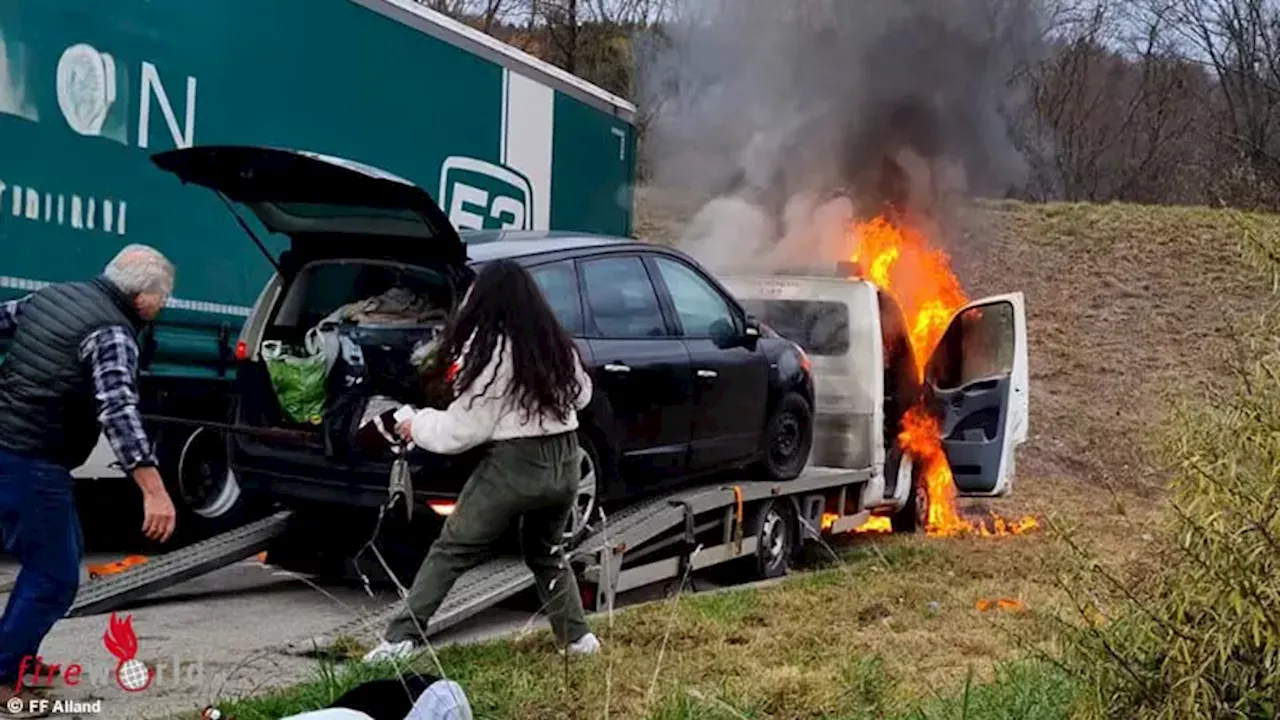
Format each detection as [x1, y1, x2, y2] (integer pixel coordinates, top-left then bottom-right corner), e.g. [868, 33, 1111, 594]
[653, 257, 737, 338]
[580, 256, 667, 338]
[529, 261, 584, 335]
[738, 299, 850, 356]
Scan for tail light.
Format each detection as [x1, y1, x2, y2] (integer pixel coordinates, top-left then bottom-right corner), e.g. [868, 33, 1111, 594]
[794, 343, 812, 373]
[234, 340, 248, 361]
[428, 500, 456, 516]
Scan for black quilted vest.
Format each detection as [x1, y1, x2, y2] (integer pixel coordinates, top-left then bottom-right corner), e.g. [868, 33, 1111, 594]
[0, 277, 145, 469]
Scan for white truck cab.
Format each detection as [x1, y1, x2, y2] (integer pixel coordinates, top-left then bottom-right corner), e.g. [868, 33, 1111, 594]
[721, 273, 1029, 529]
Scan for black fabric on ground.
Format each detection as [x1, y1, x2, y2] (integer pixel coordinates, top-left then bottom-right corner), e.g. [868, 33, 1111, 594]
[327, 674, 441, 720]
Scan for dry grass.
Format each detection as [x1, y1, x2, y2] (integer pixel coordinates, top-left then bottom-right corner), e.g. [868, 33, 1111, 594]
[221, 198, 1280, 719]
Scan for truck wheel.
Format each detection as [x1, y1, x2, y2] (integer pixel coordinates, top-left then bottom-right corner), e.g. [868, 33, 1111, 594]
[175, 427, 244, 522]
[889, 447, 928, 533]
[750, 500, 795, 579]
[754, 392, 813, 481]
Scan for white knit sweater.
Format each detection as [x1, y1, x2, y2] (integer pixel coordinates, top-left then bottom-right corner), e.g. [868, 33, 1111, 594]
[408, 337, 593, 455]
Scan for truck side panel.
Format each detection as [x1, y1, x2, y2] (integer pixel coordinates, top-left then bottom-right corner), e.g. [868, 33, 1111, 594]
[0, 0, 635, 380]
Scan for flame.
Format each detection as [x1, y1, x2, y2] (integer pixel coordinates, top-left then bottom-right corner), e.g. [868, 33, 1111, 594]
[976, 598, 1027, 612]
[853, 516, 894, 534]
[849, 214, 1037, 538]
[852, 216, 967, 377]
[103, 612, 140, 661]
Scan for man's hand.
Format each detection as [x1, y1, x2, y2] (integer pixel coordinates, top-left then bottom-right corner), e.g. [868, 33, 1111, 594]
[131, 466, 177, 543]
[142, 488, 177, 543]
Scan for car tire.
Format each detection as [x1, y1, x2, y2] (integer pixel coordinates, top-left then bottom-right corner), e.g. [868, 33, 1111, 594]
[569, 431, 604, 544]
[754, 392, 814, 481]
[750, 499, 795, 580]
[889, 446, 928, 533]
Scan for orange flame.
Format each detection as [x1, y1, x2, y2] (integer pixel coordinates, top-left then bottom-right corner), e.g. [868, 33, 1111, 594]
[853, 516, 894, 534]
[848, 214, 1037, 538]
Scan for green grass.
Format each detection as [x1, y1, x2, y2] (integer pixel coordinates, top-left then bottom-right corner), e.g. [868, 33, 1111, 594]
[214, 653, 1076, 720]
[210, 534, 1071, 720]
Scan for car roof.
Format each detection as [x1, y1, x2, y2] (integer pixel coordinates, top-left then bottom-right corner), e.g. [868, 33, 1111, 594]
[460, 230, 650, 263]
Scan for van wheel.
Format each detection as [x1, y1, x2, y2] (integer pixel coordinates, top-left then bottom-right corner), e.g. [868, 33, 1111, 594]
[889, 447, 928, 533]
[754, 393, 813, 481]
[750, 500, 795, 579]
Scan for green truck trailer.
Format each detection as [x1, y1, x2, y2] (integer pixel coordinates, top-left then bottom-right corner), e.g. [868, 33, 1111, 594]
[0, 0, 636, 517]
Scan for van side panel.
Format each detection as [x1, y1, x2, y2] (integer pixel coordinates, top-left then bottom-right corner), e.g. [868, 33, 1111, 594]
[808, 282, 882, 471]
[720, 275, 884, 471]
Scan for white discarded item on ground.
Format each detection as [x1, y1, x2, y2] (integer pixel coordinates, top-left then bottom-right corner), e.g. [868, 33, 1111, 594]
[362, 638, 417, 664]
[406, 680, 473, 720]
[279, 710, 374, 720]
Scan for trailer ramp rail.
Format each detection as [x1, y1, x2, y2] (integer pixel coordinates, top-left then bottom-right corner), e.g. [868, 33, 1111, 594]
[65, 510, 294, 617]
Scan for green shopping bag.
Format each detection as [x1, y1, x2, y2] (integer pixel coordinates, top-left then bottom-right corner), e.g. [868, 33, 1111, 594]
[261, 340, 328, 425]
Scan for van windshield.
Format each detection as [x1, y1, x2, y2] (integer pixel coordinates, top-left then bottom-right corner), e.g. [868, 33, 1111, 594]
[739, 299, 850, 356]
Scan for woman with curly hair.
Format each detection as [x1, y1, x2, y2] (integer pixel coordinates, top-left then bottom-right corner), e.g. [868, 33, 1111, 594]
[364, 259, 600, 662]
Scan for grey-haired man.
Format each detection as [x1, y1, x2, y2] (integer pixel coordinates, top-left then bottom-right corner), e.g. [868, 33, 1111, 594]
[0, 245, 179, 717]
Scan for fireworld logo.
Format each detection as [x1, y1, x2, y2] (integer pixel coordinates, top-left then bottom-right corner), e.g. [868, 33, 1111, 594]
[17, 612, 204, 694]
[103, 613, 152, 691]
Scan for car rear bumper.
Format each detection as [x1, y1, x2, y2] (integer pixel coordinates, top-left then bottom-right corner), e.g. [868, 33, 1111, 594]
[230, 438, 482, 510]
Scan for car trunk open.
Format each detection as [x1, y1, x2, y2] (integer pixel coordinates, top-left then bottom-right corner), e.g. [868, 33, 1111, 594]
[152, 145, 476, 480]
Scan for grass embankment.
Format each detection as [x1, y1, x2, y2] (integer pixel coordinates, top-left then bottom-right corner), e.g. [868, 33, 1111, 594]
[218, 200, 1280, 719]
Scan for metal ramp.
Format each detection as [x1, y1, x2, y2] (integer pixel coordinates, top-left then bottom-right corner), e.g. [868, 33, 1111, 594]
[66, 510, 294, 617]
[284, 557, 535, 655]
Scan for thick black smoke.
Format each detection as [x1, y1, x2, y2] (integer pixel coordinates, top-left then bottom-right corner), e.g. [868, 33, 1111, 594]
[637, 0, 1046, 273]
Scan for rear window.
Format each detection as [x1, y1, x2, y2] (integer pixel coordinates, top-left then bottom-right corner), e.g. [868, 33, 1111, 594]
[739, 299, 850, 356]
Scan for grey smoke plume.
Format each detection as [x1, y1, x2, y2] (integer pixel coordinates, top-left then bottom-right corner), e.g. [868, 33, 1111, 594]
[638, 0, 1046, 274]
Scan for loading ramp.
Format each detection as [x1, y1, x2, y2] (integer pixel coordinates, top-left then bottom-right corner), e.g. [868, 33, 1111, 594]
[65, 510, 294, 617]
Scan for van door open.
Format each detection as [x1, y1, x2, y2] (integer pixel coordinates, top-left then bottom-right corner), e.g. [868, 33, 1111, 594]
[924, 293, 1028, 496]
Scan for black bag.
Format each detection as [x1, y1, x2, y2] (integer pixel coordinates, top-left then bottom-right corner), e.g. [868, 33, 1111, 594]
[328, 673, 442, 720]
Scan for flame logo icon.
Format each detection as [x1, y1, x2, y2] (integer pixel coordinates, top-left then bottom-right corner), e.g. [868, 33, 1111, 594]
[103, 613, 153, 692]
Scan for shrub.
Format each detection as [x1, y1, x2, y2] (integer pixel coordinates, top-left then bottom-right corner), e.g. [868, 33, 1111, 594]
[1060, 232, 1280, 719]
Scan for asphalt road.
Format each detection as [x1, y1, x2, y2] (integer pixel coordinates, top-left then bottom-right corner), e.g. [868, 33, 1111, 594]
[0, 551, 747, 720]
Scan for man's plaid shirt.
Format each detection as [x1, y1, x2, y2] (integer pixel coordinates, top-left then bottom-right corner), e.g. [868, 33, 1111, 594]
[0, 296, 157, 470]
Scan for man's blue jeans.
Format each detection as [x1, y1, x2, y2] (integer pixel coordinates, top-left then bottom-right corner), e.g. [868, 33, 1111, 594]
[0, 449, 82, 686]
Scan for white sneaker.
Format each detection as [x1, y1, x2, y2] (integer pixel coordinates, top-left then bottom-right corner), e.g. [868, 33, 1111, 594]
[565, 632, 601, 655]
[362, 638, 418, 663]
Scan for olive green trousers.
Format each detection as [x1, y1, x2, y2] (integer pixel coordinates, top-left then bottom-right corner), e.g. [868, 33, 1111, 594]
[384, 432, 591, 645]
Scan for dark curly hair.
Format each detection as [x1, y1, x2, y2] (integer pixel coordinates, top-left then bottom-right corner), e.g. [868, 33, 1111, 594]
[436, 258, 584, 424]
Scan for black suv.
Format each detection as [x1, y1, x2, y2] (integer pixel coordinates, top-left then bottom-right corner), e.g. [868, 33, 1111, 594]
[152, 146, 815, 574]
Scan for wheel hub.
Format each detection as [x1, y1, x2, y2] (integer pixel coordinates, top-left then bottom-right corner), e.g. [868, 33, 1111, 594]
[177, 428, 241, 519]
[772, 414, 801, 463]
[570, 449, 597, 538]
[761, 509, 786, 569]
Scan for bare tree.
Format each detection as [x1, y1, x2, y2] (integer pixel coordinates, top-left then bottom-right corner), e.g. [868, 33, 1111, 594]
[1164, 0, 1280, 206]
[415, 0, 517, 32]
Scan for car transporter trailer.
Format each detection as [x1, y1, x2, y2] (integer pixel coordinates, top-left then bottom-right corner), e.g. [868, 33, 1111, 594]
[57, 464, 874, 651]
